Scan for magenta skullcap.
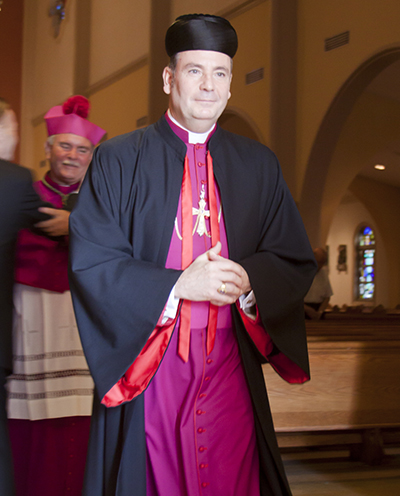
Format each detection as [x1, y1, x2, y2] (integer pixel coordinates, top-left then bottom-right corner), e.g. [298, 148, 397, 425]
[44, 95, 106, 146]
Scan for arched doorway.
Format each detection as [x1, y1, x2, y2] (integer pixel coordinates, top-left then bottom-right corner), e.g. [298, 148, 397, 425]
[302, 48, 400, 307]
[299, 47, 400, 247]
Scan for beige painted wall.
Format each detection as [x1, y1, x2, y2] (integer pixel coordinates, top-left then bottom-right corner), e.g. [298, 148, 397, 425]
[297, 0, 400, 198]
[20, 0, 77, 170]
[89, 66, 149, 140]
[90, 0, 150, 85]
[27, 0, 76, 117]
[31, 122, 49, 181]
[228, 1, 271, 144]
[172, 0, 236, 21]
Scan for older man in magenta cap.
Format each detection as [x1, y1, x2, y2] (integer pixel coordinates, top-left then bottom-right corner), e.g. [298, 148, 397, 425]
[7, 96, 105, 496]
[70, 15, 316, 496]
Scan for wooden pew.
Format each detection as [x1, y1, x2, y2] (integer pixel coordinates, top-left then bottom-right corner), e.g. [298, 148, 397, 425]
[264, 316, 400, 464]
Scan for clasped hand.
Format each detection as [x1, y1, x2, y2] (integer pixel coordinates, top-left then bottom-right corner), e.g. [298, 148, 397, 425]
[174, 242, 251, 306]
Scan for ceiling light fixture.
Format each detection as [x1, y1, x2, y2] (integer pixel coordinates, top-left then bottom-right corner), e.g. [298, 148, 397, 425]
[374, 164, 385, 171]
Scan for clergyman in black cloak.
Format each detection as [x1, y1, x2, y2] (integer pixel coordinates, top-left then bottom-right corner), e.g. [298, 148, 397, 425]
[69, 13, 317, 496]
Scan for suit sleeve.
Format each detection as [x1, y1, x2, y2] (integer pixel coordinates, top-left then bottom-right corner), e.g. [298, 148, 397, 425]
[17, 169, 51, 228]
[69, 145, 182, 401]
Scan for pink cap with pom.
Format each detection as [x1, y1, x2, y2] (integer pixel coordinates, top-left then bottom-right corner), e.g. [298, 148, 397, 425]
[44, 95, 106, 146]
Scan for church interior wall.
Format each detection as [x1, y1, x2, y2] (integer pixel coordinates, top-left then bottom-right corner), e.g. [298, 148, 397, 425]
[296, 0, 400, 198]
[219, 109, 264, 143]
[317, 86, 400, 307]
[13, 0, 400, 310]
[20, 0, 77, 171]
[26, 0, 76, 118]
[350, 176, 400, 308]
[320, 91, 400, 243]
[89, 0, 150, 86]
[225, 1, 271, 145]
[31, 121, 48, 182]
[326, 193, 390, 308]
[89, 65, 149, 141]
[172, 0, 238, 21]
[23, 0, 400, 188]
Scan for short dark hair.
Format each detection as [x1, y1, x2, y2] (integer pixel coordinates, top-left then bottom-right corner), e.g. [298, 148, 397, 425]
[168, 54, 179, 73]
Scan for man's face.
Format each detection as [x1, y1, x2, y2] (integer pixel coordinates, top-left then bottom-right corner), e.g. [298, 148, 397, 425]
[163, 50, 232, 133]
[45, 134, 93, 186]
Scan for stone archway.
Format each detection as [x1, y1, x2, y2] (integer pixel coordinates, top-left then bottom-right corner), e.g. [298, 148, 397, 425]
[299, 47, 400, 247]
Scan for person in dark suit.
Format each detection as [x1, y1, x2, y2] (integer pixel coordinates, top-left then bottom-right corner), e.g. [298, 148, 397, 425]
[0, 100, 69, 496]
[0, 159, 51, 496]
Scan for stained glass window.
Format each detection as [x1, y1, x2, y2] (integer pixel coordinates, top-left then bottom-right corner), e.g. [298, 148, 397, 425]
[356, 226, 375, 300]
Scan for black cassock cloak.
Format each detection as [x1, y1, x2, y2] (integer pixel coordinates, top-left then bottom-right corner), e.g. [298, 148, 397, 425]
[69, 115, 316, 496]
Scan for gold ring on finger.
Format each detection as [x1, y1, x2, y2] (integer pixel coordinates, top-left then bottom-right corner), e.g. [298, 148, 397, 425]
[218, 283, 227, 295]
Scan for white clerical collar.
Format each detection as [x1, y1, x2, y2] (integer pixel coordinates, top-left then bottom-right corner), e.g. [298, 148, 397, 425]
[167, 110, 215, 144]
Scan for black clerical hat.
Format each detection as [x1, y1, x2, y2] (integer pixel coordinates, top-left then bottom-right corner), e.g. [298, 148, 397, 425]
[165, 14, 238, 58]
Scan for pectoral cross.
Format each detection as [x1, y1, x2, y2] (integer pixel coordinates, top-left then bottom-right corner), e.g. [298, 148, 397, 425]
[192, 186, 211, 237]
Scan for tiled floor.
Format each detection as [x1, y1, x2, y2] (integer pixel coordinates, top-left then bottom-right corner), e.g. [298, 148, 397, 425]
[283, 448, 400, 495]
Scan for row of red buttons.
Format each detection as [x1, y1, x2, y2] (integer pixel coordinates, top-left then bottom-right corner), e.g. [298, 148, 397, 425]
[196, 353, 214, 491]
